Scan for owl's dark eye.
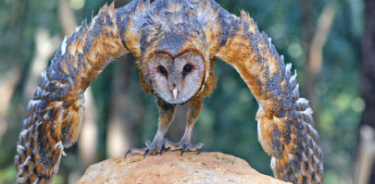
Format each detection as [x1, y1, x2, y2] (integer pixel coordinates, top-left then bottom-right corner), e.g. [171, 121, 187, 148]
[183, 64, 193, 74]
[158, 66, 168, 76]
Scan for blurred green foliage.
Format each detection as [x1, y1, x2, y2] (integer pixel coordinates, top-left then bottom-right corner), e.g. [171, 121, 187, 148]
[0, 0, 364, 183]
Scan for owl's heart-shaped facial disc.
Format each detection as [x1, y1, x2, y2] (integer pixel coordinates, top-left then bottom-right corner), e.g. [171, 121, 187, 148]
[147, 52, 205, 104]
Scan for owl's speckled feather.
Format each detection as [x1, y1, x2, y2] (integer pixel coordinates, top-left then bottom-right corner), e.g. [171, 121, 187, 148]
[15, 0, 323, 184]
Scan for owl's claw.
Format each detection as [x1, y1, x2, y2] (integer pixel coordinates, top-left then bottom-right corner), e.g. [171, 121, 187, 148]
[143, 148, 150, 159]
[164, 140, 204, 156]
[181, 143, 188, 156]
[160, 141, 166, 155]
[197, 144, 204, 154]
[124, 139, 163, 158]
[124, 148, 134, 158]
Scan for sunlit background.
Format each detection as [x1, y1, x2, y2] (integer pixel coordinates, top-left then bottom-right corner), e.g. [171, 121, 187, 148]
[0, 0, 372, 183]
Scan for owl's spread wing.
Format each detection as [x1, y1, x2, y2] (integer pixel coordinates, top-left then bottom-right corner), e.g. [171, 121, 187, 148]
[200, 3, 323, 183]
[14, 2, 146, 183]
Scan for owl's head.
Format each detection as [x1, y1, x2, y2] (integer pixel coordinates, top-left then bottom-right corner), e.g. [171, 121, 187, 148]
[147, 51, 206, 104]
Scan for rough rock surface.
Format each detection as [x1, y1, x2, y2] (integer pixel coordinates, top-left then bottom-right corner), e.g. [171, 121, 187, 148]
[77, 152, 289, 184]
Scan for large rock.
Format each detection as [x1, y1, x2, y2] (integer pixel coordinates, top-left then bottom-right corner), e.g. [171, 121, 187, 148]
[77, 152, 289, 184]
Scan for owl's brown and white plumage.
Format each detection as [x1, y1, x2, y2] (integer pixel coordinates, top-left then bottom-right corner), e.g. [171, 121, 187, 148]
[15, 0, 323, 184]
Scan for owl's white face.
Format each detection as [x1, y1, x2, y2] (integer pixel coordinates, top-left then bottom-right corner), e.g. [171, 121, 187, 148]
[147, 52, 205, 104]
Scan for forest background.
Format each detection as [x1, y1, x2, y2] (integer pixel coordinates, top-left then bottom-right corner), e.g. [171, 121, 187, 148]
[0, 0, 374, 183]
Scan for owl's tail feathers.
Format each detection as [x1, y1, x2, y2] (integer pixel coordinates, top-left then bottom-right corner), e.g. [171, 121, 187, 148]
[257, 97, 324, 183]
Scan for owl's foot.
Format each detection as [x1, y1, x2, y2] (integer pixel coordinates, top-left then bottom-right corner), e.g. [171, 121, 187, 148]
[163, 140, 204, 156]
[124, 139, 163, 158]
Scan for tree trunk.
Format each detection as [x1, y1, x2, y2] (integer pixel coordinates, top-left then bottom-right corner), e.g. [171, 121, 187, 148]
[359, 0, 375, 182]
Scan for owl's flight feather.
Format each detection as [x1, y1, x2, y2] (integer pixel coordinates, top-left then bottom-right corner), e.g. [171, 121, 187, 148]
[15, 0, 323, 184]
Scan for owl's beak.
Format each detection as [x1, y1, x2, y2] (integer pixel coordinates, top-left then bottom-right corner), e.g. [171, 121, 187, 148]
[173, 87, 178, 100]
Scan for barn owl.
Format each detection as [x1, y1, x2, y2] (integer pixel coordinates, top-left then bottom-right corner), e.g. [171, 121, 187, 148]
[15, 0, 323, 183]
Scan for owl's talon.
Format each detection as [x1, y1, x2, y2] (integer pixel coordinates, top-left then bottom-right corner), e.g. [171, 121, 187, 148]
[181, 143, 188, 156]
[143, 148, 150, 159]
[164, 140, 204, 155]
[124, 148, 134, 158]
[197, 144, 204, 154]
[124, 140, 164, 158]
[160, 141, 166, 155]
